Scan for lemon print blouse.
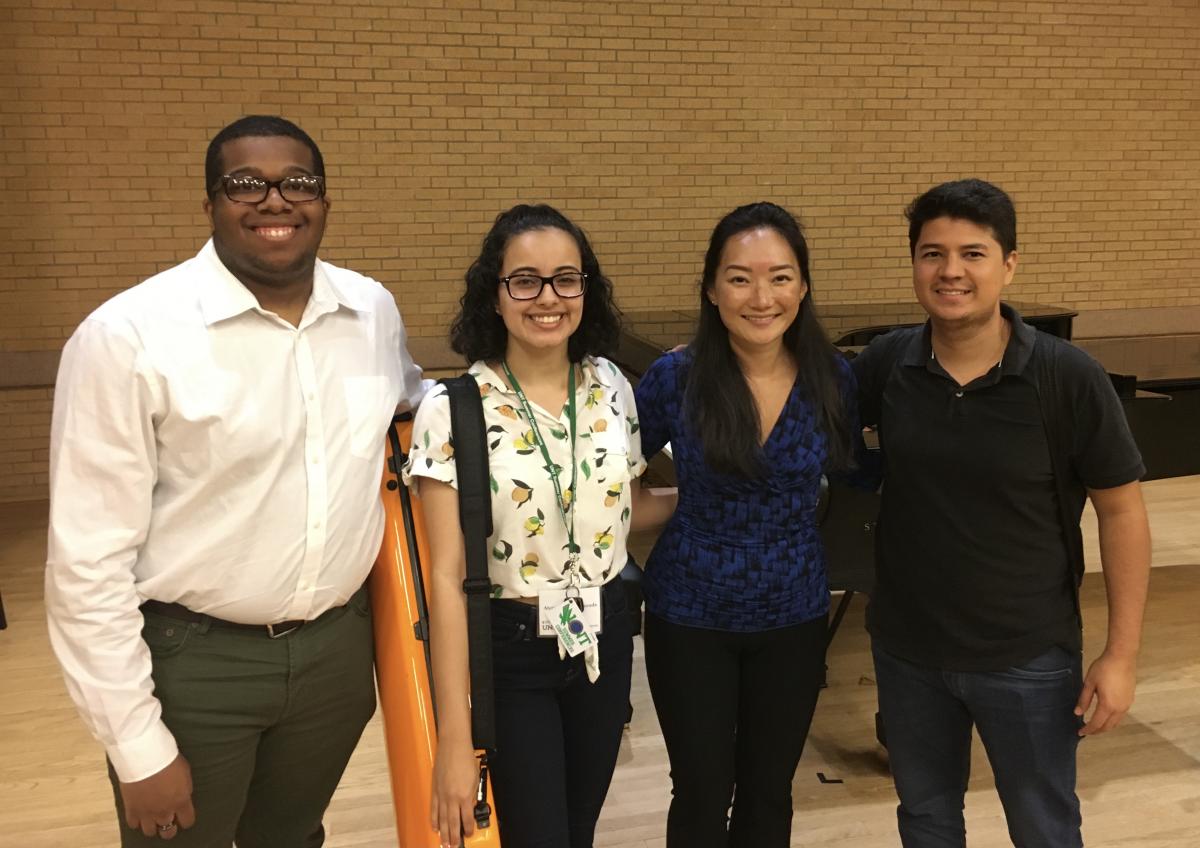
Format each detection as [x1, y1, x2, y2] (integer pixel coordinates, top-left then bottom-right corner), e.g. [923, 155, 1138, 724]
[404, 356, 646, 599]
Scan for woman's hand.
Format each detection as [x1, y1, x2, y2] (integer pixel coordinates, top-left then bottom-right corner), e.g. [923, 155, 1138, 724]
[431, 739, 481, 847]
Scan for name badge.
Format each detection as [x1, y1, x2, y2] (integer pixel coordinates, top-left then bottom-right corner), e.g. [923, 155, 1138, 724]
[538, 585, 603, 647]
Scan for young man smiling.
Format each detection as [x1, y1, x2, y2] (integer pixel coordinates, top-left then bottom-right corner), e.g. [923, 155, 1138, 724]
[46, 115, 429, 846]
[852, 179, 1151, 847]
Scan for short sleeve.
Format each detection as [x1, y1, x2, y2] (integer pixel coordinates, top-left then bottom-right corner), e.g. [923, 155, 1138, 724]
[1067, 351, 1145, 490]
[850, 335, 889, 429]
[401, 382, 458, 490]
[619, 371, 648, 479]
[832, 352, 881, 488]
[633, 352, 677, 459]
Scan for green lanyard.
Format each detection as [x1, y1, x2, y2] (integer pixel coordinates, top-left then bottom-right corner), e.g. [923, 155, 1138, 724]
[501, 361, 581, 572]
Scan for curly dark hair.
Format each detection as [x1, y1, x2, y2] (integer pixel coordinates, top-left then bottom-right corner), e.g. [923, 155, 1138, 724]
[450, 204, 621, 364]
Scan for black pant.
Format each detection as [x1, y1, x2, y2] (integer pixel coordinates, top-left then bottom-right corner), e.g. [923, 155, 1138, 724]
[488, 580, 634, 848]
[644, 611, 828, 848]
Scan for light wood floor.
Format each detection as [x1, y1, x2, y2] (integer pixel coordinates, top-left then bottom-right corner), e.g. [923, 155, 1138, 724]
[2, 477, 1198, 847]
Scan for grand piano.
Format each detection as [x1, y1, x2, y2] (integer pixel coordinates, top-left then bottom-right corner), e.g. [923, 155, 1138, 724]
[614, 300, 1198, 642]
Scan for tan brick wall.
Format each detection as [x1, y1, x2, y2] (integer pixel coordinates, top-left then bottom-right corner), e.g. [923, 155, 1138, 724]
[0, 388, 52, 503]
[2, 0, 1198, 499]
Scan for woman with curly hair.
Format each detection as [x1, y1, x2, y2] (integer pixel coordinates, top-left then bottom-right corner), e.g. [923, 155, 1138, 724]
[404, 204, 675, 848]
[634, 202, 863, 847]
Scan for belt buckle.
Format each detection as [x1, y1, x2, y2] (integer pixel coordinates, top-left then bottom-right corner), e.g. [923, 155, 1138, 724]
[267, 621, 301, 639]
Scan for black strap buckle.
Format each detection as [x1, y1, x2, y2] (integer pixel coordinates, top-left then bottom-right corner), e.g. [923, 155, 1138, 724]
[462, 576, 492, 596]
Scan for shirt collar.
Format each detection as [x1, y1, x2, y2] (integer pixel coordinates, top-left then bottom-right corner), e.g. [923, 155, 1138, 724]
[196, 239, 368, 327]
[901, 301, 1037, 377]
[470, 356, 609, 398]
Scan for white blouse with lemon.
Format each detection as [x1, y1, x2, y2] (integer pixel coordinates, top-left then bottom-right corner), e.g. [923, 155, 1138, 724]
[404, 356, 646, 602]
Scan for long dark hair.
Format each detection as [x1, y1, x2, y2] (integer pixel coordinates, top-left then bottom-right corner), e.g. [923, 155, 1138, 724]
[450, 204, 621, 363]
[685, 202, 853, 477]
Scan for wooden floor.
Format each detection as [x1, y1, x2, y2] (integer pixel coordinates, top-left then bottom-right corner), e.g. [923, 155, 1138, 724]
[2, 477, 1198, 847]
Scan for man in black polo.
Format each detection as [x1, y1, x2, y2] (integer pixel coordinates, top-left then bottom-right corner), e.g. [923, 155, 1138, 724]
[853, 179, 1151, 847]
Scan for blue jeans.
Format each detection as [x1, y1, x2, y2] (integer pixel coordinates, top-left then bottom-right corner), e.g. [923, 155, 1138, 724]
[872, 643, 1084, 848]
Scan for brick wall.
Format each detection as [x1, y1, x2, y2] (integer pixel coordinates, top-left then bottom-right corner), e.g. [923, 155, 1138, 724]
[2, 0, 1198, 500]
[0, 388, 53, 502]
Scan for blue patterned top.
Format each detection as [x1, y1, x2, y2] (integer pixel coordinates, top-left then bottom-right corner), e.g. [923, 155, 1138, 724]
[635, 350, 859, 632]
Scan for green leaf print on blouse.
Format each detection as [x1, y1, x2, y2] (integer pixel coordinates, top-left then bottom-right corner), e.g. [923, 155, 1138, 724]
[581, 458, 592, 480]
[524, 509, 546, 537]
[419, 429, 452, 469]
[489, 474, 499, 494]
[492, 539, 513, 562]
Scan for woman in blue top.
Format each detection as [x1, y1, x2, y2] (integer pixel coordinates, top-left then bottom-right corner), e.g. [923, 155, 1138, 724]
[635, 202, 861, 847]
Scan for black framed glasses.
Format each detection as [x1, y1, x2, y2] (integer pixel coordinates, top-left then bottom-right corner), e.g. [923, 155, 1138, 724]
[500, 272, 588, 300]
[216, 174, 326, 204]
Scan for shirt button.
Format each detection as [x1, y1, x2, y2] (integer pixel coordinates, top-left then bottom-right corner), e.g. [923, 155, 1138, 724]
[955, 391, 964, 398]
[312, 520, 321, 529]
[311, 456, 320, 465]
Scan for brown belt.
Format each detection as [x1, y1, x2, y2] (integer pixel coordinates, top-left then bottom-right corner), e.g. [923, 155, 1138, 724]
[140, 600, 309, 639]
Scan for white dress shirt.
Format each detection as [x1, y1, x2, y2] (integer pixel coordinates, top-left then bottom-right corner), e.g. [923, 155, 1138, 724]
[45, 240, 429, 782]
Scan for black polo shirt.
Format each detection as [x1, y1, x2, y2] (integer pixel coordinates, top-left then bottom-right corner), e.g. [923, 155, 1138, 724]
[853, 304, 1144, 671]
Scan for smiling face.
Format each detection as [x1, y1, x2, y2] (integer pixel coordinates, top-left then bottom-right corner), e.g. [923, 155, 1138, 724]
[496, 227, 585, 359]
[708, 227, 807, 354]
[203, 134, 329, 290]
[912, 216, 1017, 329]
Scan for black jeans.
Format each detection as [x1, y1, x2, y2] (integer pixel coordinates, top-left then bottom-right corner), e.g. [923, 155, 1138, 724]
[487, 580, 634, 848]
[644, 611, 828, 848]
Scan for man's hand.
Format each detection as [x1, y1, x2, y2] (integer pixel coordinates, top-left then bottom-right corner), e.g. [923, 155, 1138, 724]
[119, 754, 196, 839]
[1075, 651, 1137, 736]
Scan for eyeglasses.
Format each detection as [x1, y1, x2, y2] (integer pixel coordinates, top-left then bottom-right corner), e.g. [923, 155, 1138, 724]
[500, 272, 588, 300]
[215, 174, 326, 204]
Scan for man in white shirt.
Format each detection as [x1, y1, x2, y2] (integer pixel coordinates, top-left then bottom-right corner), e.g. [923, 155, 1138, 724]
[46, 115, 428, 846]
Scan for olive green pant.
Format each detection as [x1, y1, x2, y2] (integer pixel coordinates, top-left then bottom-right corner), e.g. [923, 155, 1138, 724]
[108, 590, 377, 848]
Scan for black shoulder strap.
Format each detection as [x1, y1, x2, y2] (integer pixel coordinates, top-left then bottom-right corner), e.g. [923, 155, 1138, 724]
[1031, 333, 1088, 624]
[441, 374, 496, 753]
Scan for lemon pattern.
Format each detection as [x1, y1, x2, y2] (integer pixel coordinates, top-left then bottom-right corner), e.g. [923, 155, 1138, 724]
[403, 356, 646, 600]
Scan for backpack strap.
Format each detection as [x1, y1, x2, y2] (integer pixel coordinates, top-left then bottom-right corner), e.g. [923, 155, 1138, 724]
[440, 374, 496, 753]
[1031, 332, 1088, 625]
